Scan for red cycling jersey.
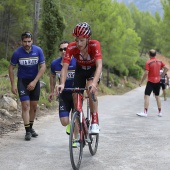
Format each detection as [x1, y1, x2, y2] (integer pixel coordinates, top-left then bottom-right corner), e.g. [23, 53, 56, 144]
[63, 40, 102, 67]
[145, 57, 165, 83]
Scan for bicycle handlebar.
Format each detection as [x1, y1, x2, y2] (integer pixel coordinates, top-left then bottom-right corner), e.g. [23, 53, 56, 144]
[58, 87, 97, 102]
[63, 88, 88, 91]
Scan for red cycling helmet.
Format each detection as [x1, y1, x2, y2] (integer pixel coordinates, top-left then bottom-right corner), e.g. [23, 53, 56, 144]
[72, 22, 91, 38]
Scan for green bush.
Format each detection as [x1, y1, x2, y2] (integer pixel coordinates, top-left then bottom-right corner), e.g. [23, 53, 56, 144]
[41, 72, 50, 92]
[114, 77, 119, 86]
[136, 57, 146, 69]
[125, 82, 134, 89]
[98, 82, 115, 95]
[115, 63, 129, 76]
[0, 58, 10, 74]
[128, 65, 143, 80]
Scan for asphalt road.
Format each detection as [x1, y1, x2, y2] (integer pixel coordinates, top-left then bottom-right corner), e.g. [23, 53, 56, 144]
[0, 86, 170, 170]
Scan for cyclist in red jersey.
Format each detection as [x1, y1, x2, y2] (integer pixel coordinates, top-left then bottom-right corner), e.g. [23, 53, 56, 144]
[57, 22, 102, 134]
[137, 49, 168, 117]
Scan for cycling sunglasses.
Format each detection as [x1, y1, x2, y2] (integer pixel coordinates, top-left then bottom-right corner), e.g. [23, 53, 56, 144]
[59, 47, 67, 52]
[21, 32, 32, 40]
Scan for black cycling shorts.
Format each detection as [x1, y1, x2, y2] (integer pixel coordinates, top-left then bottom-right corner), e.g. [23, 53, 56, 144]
[160, 82, 166, 90]
[59, 91, 74, 118]
[145, 81, 160, 96]
[17, 78, 40, 101]
[73, 65, 99, 93]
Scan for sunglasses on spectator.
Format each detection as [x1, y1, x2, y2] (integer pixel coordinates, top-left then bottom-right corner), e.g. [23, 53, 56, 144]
[22, 32, 32, 37]
[21, 32, 32, 40]
[59, 47, 67, 52]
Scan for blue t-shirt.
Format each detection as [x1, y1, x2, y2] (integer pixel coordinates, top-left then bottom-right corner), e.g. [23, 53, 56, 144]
[10, 45, 45, 79]
[50, 57, 76, 89]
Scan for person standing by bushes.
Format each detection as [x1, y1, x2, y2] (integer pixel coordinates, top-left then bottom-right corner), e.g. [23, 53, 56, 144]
[137, 49, 168, 117]
[160, 68, 169, 101]
[9, 32, 46, 141]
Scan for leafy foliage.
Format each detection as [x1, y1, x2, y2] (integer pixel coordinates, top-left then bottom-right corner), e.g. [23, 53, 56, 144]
[41, 0, 65, 64]
[0, 58, 10, 74]
[160, 0, 170, 57]
[128, 65, 143, 80]
[0, 0, 170, 79]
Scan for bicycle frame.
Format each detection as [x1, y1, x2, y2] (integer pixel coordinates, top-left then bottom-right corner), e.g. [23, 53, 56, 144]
[75, 91, 89, 141]
[65, 88, 99, 170]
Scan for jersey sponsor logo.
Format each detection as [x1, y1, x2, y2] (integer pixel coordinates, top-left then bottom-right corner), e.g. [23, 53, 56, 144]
[148, 60, 162, 66]
[20, 90, 25, 95]
[55, 71, 75, 79]
[90, 44, 97, 47]
[67, 72, 75, 78]
[68, 45, 76, 50]
[77, 58, 95, 65]
[19, 57, 38, 66]
[60, 106, 64, 110]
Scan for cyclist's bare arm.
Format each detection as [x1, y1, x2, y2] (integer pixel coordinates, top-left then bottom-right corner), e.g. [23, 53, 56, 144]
[27, 63, 46, 91]
[166, 73, 169, 85]
[9, 64, 17, 95]
[34, 63, 46, 83]
[161, 66, 168, 77]
[89, 59, 102, 93]
[56, 63, 69, 94]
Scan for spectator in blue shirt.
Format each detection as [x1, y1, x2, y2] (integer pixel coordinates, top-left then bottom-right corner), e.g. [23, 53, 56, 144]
[48, 40, 76, 135]
[9, 31, 46, 141]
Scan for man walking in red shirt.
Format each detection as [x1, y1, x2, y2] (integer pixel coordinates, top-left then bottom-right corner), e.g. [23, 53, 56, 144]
[137, 49, 168, 117]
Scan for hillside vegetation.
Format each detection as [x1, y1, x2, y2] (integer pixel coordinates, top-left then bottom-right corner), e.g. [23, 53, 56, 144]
[0, 59, 140, 109]
[1, 0, 170, 81]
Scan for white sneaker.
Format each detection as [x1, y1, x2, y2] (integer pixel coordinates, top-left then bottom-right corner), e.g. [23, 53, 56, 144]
[89, 124, 100, 134]
[136, 112, 147, 117]
[158, 112, 162, 117]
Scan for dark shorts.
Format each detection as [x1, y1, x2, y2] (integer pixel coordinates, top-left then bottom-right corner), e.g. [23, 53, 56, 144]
[160, 82, 166, 90]
[145, 81, 160, 96]
[59, 91, 74, 118]
[17, 78, 40, 101]
[73, 65, 99, 93]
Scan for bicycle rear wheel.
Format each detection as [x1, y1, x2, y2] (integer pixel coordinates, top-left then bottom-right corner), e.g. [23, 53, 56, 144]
[88, 133, 99, 155]
[69, 111, 83, 170]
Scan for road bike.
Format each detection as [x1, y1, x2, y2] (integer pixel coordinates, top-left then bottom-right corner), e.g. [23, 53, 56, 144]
[64, 88, 99, 170]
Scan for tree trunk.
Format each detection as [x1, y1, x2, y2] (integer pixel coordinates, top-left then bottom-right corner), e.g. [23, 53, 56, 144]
[33, 0, 40, 45]
[5, 8, 10, 59]
[107, 66, 110, 87]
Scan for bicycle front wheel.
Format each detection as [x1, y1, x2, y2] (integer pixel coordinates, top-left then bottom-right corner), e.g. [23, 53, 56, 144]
[69, 111, 83, 170]
[88, 133, 99, 156]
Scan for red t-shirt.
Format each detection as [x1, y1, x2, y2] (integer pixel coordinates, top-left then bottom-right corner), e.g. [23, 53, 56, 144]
[63, 40, 102, 67]
[145, 57, 165, 83]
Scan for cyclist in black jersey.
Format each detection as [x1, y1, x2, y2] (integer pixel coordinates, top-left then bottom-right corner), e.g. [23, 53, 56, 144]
[160, 68, 169, 101]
